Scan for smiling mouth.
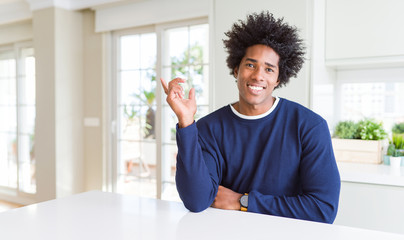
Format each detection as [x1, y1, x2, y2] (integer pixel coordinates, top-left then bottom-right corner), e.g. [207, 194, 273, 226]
[248, 84, 266, 91]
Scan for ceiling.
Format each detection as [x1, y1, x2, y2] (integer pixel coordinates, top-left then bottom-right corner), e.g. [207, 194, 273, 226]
[0, 0, 129, 10]
[0, 0, 131, 25]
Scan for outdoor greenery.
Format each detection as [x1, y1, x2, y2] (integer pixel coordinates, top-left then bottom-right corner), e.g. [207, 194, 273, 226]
[334, 118, 387, 140]
[170, 44, 204, 98]
[123, 43, 204, 139]
[123, 72, 156, 139]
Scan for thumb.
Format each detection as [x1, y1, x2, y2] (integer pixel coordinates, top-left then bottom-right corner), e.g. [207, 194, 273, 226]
[188, 88, 196, 101]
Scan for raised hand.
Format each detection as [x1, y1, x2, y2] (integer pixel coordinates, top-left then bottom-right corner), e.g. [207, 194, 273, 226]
[161, 77, 197, 128]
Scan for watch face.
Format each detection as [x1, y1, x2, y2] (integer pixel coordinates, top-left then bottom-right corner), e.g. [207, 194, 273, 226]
[240, 195, 248, 208]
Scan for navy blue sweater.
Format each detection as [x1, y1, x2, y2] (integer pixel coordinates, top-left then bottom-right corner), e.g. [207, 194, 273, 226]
[175, 98, 340, 223]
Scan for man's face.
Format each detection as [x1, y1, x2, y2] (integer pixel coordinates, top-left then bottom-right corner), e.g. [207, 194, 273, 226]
[234, 44, 280, 115]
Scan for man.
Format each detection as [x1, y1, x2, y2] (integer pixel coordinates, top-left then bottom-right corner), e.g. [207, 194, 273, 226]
[161, 11, 340, 223]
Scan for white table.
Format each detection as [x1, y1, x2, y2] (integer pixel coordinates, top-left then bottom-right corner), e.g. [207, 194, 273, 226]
[0, 191, 403, 240]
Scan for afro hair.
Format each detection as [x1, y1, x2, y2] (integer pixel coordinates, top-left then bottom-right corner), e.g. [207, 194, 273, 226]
[223, 11, 305, 88]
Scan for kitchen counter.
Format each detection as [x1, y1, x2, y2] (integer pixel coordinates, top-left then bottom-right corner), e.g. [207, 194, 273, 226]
[337, 162, 404, 187]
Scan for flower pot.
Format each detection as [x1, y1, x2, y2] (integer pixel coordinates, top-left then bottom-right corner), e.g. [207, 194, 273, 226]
[383, 155, 390, 165]
[389, 156, 402, 168]
[332, 139, 385, 164]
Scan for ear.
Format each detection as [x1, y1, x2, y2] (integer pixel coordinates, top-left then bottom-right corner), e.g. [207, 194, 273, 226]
[233, 67, 239, 78]
[275, 79, 281, 87]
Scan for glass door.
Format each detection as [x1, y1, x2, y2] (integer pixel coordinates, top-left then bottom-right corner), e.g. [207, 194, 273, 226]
[112, 19, 209, 201]
[115, 32, 158, 198]
[0, 44, 36, 196]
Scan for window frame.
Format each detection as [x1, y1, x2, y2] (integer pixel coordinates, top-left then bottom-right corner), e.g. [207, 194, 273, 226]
[0, 40, 36, 202]
[110, 17, 211, 199]
[334, 68, 404, 131]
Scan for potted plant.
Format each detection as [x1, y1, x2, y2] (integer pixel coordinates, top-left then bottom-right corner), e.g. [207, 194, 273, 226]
[387, 133, 404, 167]
[332, 118, 388, 164]
[384, 122, 404, 165]
[334, 120, 359, 139]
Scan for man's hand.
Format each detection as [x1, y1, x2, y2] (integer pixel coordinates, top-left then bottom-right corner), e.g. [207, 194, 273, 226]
[161, 77, 196, 128]
[211, 185, 243, 210]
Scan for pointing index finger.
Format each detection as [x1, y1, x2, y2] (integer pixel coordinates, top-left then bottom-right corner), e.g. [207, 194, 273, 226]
[160, 78, 169, 94]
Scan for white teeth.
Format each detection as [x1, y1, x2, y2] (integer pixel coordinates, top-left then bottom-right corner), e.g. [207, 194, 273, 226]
[248, 85, 263, 90]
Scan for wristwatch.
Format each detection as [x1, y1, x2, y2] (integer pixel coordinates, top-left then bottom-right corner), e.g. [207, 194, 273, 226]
[240, 193, 248, 211]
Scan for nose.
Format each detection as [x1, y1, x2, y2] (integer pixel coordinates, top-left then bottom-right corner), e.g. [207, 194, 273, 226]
[251, 66, 265, 81]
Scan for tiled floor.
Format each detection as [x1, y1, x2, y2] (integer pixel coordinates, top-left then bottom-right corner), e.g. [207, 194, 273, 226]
[0, 200, 23, 213]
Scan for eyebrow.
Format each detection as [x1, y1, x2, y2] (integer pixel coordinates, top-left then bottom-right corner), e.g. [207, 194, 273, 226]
[245, 58, 278, 69]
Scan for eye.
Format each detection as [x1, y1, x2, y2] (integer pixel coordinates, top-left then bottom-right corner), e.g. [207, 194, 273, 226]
[246, 63, 254, 68]
[266, 68, 274, 73]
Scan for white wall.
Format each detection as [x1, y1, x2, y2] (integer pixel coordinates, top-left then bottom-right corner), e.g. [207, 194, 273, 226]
[33, 7, 84, 201]
[82, 10, 104, 191]
[54, 7, 84, 198]
[94, 0, 210, 32]
[0, 20, 32, 45]
[33, 8, 57, 202]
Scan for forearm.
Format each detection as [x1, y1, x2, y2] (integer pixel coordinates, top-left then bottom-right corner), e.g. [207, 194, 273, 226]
[247, 190, 339, 223]
[175, 123, 218, 212]
[246, 153, 340, 223]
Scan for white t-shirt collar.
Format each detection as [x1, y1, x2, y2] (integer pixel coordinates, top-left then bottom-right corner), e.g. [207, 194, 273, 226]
[229, 97, 280, 120]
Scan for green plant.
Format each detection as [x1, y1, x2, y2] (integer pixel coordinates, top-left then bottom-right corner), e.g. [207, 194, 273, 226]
[134, 84, 156, 139]
[334, 118, 387, 140]
[392, 134, 404, 149]
[392, 122, 404, 134]
[387, 144, 396, 156]
[356, 118, 387, 140]
[123, 72, 157, 139]
[334, 121, 359, 139]
[387, 134, 404, 157]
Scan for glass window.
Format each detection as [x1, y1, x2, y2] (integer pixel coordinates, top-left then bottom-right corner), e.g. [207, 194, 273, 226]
[0, 44, 36, 194]
[113, 20, 209, 201]
[313, 68, 404, 136]
[339, 82, 404, 132]
[161, 23, 209, 201]
[116, 32, 157, 198]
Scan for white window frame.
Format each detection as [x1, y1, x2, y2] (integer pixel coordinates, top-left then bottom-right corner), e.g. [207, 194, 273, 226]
[0, 41, 36, 204]
[108, 17, 211, 199]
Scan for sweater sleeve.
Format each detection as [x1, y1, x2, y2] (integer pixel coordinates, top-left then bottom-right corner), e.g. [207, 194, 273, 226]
[175, 122, 220, 212]
[247, 120, 341, 223]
